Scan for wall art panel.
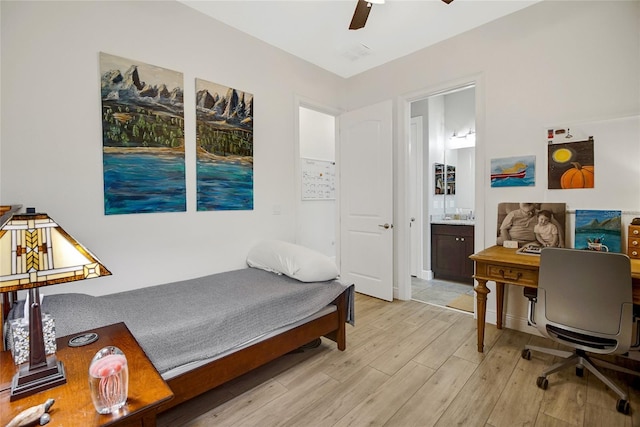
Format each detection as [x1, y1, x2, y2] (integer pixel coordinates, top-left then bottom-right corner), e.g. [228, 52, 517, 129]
[195, 78, 253, 211]
[100, 52, 186, 215]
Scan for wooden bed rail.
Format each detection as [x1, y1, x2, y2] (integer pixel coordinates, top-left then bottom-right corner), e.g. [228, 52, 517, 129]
[323, 290, 347, 350]
[0, 283, 350, 414]
[159, 289, 349, 412]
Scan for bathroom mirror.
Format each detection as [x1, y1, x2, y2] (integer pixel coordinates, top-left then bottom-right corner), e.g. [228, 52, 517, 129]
[429, 84, 476, 219]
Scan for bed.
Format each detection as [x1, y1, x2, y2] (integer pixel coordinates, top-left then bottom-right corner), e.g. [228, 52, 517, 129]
[3, 240, 354, 412]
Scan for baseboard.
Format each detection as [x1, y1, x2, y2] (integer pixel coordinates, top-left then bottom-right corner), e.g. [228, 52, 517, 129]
[482, 309, 542, 337]
[422, 270, 433, 280]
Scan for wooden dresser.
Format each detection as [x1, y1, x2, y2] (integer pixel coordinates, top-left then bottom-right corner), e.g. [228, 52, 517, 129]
[629, 223, 640, 259]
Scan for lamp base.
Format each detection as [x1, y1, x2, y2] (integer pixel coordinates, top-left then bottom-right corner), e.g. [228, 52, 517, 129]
[10, 358, 67, 401]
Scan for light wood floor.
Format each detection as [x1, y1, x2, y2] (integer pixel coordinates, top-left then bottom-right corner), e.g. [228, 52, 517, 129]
[411, 276, 474, 308]
[158, 293, 640, 427]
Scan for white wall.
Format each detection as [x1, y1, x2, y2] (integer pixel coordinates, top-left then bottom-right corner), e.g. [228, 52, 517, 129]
[297, 106, 336, 257]
[0, 0, 344, 295]
[345, 1, 640, 330]
[2, 0, 639, 334]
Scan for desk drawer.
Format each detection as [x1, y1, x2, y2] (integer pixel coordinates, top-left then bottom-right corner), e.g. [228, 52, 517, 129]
[486, 264, 538, 286]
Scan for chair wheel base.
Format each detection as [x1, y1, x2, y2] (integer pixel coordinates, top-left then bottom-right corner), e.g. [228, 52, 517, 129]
[536, 376, 548, 390]
[617, 399, 630, 415]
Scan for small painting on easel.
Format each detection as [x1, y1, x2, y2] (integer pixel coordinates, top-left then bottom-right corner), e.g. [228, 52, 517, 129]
[575, 210, 622, 253]
[547, 137, 594, 189]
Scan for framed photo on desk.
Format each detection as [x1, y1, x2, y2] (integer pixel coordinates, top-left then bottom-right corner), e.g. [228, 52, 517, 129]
[496, 202, 567, 248]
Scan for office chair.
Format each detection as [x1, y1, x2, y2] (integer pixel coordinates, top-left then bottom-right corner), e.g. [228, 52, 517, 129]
[521, 247, 640, 415]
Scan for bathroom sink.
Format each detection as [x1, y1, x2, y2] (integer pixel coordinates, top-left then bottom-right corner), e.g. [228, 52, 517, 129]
[430, 218, 475, 226]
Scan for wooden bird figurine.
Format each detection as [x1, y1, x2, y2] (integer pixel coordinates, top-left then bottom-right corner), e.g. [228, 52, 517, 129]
[6, 398, 54, 427]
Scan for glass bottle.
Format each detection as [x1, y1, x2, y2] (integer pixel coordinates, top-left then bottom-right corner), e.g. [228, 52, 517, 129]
[88, 346, 129, 414]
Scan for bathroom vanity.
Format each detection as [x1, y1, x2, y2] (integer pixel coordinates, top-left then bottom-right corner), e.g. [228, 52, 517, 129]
[431, 221, 475, 284]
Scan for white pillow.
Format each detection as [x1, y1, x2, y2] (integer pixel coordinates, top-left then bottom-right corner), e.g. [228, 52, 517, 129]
[247, 240, 339, 282]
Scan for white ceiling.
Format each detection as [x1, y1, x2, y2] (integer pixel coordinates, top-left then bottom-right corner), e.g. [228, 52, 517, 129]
[180, 0, 541, 78]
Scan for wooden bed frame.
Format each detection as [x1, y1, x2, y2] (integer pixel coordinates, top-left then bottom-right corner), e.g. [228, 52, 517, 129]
[1, 287, 348, 413]
[0, 204, 350, 413]
[158, 289, 348, 412]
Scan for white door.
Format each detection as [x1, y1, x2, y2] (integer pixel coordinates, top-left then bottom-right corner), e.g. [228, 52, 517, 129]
[339, 100, 393, 301]
[409, 116, 423, 278]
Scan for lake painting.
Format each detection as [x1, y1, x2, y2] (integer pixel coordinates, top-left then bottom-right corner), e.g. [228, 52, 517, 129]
[100, 52, 186, 215]
[195, 78, 253, 211]
[103, 152, 186, 214]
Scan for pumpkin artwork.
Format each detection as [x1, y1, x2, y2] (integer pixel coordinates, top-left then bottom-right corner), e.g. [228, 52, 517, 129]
[560, 162, 594, 189]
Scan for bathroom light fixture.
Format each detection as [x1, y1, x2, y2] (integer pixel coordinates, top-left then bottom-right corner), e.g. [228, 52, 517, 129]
[448, 129, 476, 149]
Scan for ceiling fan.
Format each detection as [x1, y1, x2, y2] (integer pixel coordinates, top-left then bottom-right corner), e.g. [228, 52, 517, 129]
[349, 0, 454, 30]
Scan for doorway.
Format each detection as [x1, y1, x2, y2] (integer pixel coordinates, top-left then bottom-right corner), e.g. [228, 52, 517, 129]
[407, 84, 478, 309]
[296, 103, 339, 259]
[296, 98, 395, 302]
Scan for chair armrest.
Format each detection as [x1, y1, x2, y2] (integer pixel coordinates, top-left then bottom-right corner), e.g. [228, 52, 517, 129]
[631, 316, 640, 350]
[523, 287, 537, 326]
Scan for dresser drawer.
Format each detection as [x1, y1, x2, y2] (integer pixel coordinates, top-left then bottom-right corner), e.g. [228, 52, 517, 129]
[629, 241, 640, 259]
[629, 225, 640, 258]
[486, 264, 538, 286]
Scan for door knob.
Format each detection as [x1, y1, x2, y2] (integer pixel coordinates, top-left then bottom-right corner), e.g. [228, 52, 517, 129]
[378, 223, 393, 229]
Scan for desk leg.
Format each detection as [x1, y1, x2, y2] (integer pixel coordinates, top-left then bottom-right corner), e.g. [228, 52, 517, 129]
[496, 281, 505, 329]
[474, 278, 490, 352]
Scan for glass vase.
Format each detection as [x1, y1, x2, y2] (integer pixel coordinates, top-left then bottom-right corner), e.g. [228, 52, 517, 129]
[89, 346, 129, 414]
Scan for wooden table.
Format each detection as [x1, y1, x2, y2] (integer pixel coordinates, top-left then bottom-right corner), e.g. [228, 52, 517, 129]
[470, 246, 640, 352]
[1, 322, 173, 426]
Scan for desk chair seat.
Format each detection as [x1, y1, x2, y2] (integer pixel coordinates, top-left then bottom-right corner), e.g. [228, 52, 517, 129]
[521, 247, 640, 415]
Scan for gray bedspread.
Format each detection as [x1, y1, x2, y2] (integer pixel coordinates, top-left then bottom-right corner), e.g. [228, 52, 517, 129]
[10, 268, 354, 374]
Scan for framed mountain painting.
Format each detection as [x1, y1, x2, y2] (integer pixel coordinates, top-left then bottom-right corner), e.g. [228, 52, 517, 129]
[100, 52, 186, 215]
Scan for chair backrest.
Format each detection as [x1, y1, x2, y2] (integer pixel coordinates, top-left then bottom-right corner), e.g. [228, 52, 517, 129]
[536, 247, 633, 354]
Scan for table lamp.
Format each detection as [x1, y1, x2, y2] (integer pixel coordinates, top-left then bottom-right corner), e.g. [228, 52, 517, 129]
[0, 207, 111, 400]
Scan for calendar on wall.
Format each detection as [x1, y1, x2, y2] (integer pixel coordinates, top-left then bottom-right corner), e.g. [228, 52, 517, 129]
[301, 158, 335, 200]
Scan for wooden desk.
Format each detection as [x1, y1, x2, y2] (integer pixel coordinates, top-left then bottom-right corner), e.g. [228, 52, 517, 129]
[1, 323, 173, 426]
[470, 246, 640, 353]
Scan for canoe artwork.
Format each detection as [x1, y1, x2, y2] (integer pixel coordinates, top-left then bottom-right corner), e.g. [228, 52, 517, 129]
[490, 156, 535, 188]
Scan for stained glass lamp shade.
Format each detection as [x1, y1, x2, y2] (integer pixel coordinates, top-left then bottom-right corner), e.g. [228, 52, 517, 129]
[0, 209, 111, 399]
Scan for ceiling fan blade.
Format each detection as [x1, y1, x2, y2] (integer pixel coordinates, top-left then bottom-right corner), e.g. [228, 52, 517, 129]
[349, 0, 372, 30]
[442, 0, 454, 4]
